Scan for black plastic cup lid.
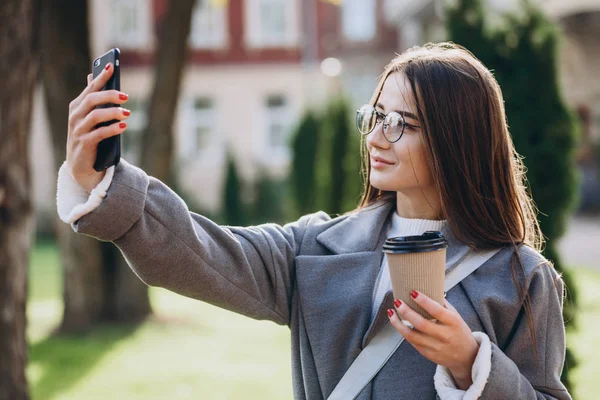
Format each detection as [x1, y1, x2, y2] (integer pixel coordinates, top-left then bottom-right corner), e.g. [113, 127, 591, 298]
[383, 231, 448, 254]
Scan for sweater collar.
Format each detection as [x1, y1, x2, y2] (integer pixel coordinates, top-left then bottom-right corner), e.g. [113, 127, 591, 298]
[316, 201, 471, 268]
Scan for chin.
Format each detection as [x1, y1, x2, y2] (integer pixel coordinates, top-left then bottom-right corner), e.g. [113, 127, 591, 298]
[369, 174, 399, 192]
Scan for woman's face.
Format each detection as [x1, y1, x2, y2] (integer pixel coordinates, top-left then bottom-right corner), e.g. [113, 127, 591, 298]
[366, 72, 436, 195]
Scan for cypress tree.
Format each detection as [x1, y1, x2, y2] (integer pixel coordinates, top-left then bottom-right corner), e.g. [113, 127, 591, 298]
[343, 117, 364, 213]
[290, 111, 320, 217]
[314, 97, 362, 215]
[447, 0, 579, 390]
[251, 170, 287, 225]
[223, 152, 245, 226]
[327, 98, 352, 214]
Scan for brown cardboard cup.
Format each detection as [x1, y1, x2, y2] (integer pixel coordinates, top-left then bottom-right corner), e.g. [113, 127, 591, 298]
[383, 231, 448, 320]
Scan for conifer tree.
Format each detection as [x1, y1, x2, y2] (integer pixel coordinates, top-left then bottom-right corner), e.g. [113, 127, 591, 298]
[290, 111, 320, 217]
[223, 153, 245, 226]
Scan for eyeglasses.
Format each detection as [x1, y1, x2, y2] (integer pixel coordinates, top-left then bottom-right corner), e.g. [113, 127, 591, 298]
[356, 104, 420, 143]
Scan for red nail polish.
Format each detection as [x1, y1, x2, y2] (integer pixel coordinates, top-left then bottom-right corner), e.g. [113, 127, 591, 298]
[122, 109, 130, 116]
[387, 309, 394, 318]
[394, 299, 402, 308]
[410, 290, 418, 299]
[119, 122, 127, 129]
[119, 93, 128, 100]
[105, 63, 111, 71]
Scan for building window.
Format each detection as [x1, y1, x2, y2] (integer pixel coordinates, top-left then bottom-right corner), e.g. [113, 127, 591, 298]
[190, 0, 228, 49]
[342, 0, 376, 42]
[265, 95, 291, 152]
[121, 98, 146, 165]
[192, 98, 216, 153]
[110, 0, 152, 49]
[245, 0, 299, 48]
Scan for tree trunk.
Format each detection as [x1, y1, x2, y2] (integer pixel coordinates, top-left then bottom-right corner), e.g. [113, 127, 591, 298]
[40, 0, 153, 331]
[110, 0, 197, 318]
[40, 0, 106, 332]
[139, 0, 197, 183]
[111, 0, 197, 320]
[0, 0, 39, 399]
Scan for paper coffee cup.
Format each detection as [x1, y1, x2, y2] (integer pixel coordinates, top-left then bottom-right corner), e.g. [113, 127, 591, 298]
[383, 231, 448, 320]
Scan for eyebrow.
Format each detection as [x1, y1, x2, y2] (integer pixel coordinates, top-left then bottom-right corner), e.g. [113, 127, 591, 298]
[376, 103, 419, 121]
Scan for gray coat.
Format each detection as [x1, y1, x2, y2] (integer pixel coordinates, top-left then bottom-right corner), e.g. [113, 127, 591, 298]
[70, 159, 571, 399]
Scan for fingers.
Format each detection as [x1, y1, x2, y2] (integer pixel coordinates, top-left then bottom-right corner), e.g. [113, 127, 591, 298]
[387, 308, 429, 348]
[88, 120, 127, 144]
[70, 91, 129, 133]
[78, 90, 128, 119]
[71, 63, 114, 111]
[75, 106, 131, 136]
[393, 299, 439, 337]
[410, 291, 453, 325]
[85, 62, 114, 97]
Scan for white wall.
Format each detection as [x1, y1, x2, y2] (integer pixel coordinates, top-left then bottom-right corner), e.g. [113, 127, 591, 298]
[175, 63, 327, 213]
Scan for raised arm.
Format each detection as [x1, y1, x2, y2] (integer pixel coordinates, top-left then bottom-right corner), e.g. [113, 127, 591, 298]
[60, 65, 323, 326]
[62, 158, 321, 325]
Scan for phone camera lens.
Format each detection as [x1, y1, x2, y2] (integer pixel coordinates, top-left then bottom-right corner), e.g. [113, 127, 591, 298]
[94, 59, 100, 67]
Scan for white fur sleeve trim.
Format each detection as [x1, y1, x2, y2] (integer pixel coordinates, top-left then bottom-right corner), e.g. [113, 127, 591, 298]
[434, 331, 492, 400]
[56, 161, 115, 224]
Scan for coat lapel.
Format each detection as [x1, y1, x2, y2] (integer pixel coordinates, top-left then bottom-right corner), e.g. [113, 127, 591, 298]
[315, 201, 471, 265]
[315, 202, 395, 254]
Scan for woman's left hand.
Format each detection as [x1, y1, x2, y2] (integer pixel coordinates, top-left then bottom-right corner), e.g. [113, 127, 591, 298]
[387, 290, 479, 390]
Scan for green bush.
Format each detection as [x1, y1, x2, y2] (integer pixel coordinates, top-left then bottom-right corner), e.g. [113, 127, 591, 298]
[447, 0, 580, 390]
[223, 152, 246, 226]
[290, 98, 361, 217]
[250, 170, 288, 225]
[323, 98, 362, 214]
[290, 111, 320, 217]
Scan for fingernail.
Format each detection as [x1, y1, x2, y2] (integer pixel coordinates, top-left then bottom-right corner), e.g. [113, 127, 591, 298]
[410, 290, 418, 299]
[119, 122, 127, 129]
[105, 63, 111, 71]
[122, 109, 131, 116]
[394, 299, 402, 308]
[387, 309, 394, 318]
[119, 93, 129, 100]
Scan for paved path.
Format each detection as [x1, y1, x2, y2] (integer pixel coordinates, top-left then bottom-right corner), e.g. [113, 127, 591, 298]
[558, 215, 600, 270]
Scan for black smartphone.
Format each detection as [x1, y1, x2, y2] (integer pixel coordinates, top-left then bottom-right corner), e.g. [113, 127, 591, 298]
[92, 48, 121, 172]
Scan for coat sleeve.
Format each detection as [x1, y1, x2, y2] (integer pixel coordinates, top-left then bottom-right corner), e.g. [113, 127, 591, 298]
[68, 159, 323, 326]
[476, 264, 572, 399]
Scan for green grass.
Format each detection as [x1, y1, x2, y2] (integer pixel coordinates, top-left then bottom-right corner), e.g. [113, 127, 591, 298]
[27, 240, 292, 400]
[569, 267, 600, 400]
[27, 240, 600, 399]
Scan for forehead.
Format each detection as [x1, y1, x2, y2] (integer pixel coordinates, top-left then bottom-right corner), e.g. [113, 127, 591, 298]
[377, 72, 416, 113]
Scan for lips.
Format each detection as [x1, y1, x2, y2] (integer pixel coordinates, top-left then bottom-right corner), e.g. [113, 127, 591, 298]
[370, 155, 394, 165]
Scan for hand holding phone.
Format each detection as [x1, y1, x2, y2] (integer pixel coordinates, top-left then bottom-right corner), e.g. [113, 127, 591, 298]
[65, 49, 129, 193]
[91, 48, 122, 171]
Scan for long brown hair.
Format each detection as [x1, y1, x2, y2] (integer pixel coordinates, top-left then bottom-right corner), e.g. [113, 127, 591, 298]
[357, 42, 544, 354]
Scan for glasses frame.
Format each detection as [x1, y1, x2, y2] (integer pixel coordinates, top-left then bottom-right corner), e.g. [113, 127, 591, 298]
[355, 104, 420, 143]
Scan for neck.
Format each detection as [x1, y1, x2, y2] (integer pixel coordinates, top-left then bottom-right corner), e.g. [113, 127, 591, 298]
[395, 187, 443, 220]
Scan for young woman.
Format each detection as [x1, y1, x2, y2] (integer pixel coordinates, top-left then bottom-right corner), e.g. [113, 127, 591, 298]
[57, 43, 571, 399]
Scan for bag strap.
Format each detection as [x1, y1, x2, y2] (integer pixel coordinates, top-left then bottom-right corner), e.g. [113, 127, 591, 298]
[327, 248, 502, 400]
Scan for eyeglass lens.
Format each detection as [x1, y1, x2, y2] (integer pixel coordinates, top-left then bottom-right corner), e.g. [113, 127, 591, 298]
[356, 104, 405, 143]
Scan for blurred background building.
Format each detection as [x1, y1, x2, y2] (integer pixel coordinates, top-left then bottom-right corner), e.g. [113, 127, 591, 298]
[29, 0, 600, 227]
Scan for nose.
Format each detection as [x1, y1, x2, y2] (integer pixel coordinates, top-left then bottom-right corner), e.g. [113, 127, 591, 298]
[365, 122, 391, 150]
